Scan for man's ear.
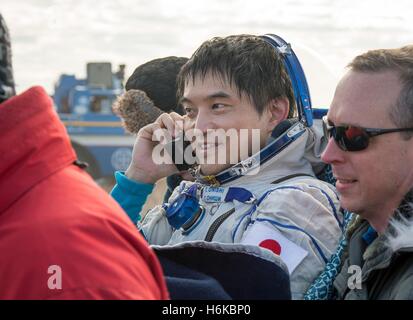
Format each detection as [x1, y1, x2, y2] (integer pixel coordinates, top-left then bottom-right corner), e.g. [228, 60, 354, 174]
[266, 97, 290, 132]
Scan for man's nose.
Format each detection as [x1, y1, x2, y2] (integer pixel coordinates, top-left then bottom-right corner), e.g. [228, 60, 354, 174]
[321, 137, 346, 165]
[194, 110, 216, 134]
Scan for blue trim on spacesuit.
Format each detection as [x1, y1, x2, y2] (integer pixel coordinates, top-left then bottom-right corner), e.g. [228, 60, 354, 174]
[231, 185, 333, 264]
[307, 185, 343, 230]
[231, 186, 304, 241]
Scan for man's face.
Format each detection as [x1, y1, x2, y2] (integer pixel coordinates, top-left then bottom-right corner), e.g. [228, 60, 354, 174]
[322, 70, 413, 223]
[180, 73, 276, 176]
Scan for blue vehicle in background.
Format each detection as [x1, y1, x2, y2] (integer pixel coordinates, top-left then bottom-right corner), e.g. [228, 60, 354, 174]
[53, 62, 134, 180]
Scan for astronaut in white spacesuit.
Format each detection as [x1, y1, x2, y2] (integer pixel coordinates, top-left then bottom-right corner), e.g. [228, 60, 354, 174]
[111, 34, 343, 299]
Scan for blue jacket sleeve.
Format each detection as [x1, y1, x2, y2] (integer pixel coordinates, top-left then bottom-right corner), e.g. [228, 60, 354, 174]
[110, 171, 154, 224]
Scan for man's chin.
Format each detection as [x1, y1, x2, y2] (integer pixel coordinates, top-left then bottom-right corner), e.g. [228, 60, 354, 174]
[340, 197, 360, 214]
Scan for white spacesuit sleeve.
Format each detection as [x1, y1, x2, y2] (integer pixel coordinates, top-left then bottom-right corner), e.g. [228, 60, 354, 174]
[140, 181, 193, 245]
[141, 204, 173, 245]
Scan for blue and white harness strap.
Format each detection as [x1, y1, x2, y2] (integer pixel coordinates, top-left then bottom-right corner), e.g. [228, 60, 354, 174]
[201, 186, 256, 204]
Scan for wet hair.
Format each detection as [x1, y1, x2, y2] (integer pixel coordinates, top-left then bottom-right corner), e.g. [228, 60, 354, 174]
[177, 35, 296, 118]
[348, 45, 413, 139]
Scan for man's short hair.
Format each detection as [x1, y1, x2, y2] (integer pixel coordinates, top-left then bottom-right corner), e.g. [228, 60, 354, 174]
[177, 35, 296, 118]
[348, 45, 413, 139]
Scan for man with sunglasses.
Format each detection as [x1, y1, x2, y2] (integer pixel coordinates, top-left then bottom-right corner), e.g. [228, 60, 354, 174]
[320, 45, 413, 300]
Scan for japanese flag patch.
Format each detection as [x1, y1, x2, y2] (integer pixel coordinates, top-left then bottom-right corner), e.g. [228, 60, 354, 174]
[241, 221, 308, 274]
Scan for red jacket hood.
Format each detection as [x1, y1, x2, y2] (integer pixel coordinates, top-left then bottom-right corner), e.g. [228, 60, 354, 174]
[0, 86, 76, 213]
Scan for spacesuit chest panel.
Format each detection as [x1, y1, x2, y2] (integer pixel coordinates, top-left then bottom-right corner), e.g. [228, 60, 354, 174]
[166, 185, 257, 244]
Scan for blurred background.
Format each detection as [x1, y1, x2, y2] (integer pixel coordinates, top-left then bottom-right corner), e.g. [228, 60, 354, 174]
[3, 0, 412, 103]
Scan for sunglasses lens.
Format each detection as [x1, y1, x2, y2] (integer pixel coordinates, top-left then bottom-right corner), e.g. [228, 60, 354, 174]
[323, 117, 370, 152]
[340, 126, 369, 151]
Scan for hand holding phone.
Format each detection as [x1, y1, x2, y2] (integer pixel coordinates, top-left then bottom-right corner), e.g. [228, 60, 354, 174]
[125, 112, 187, 184]
[164, 133, 196, 172]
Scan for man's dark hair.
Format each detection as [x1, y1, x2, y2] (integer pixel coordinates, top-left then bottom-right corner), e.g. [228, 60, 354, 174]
[177, 35, 296, 118]
[126, 56, 188, 114]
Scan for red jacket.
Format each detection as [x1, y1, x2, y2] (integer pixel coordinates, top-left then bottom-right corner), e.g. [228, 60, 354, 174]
[0, 87, 169, 299]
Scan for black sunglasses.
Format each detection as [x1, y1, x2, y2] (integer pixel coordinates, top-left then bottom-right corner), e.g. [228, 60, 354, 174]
[322, 116, 413, 151]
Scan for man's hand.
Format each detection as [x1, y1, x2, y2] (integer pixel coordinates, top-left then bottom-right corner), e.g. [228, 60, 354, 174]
[125, 112, 191, 184]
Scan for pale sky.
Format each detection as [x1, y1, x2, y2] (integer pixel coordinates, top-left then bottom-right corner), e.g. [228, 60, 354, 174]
[2, 0, 413, 107]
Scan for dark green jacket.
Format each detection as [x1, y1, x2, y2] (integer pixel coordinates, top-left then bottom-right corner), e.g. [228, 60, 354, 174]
[334, 194, 413, 300]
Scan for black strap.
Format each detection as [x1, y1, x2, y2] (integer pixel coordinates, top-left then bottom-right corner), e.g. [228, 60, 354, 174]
[271, 173, 314, 185]
[73, 160, 89, 170]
